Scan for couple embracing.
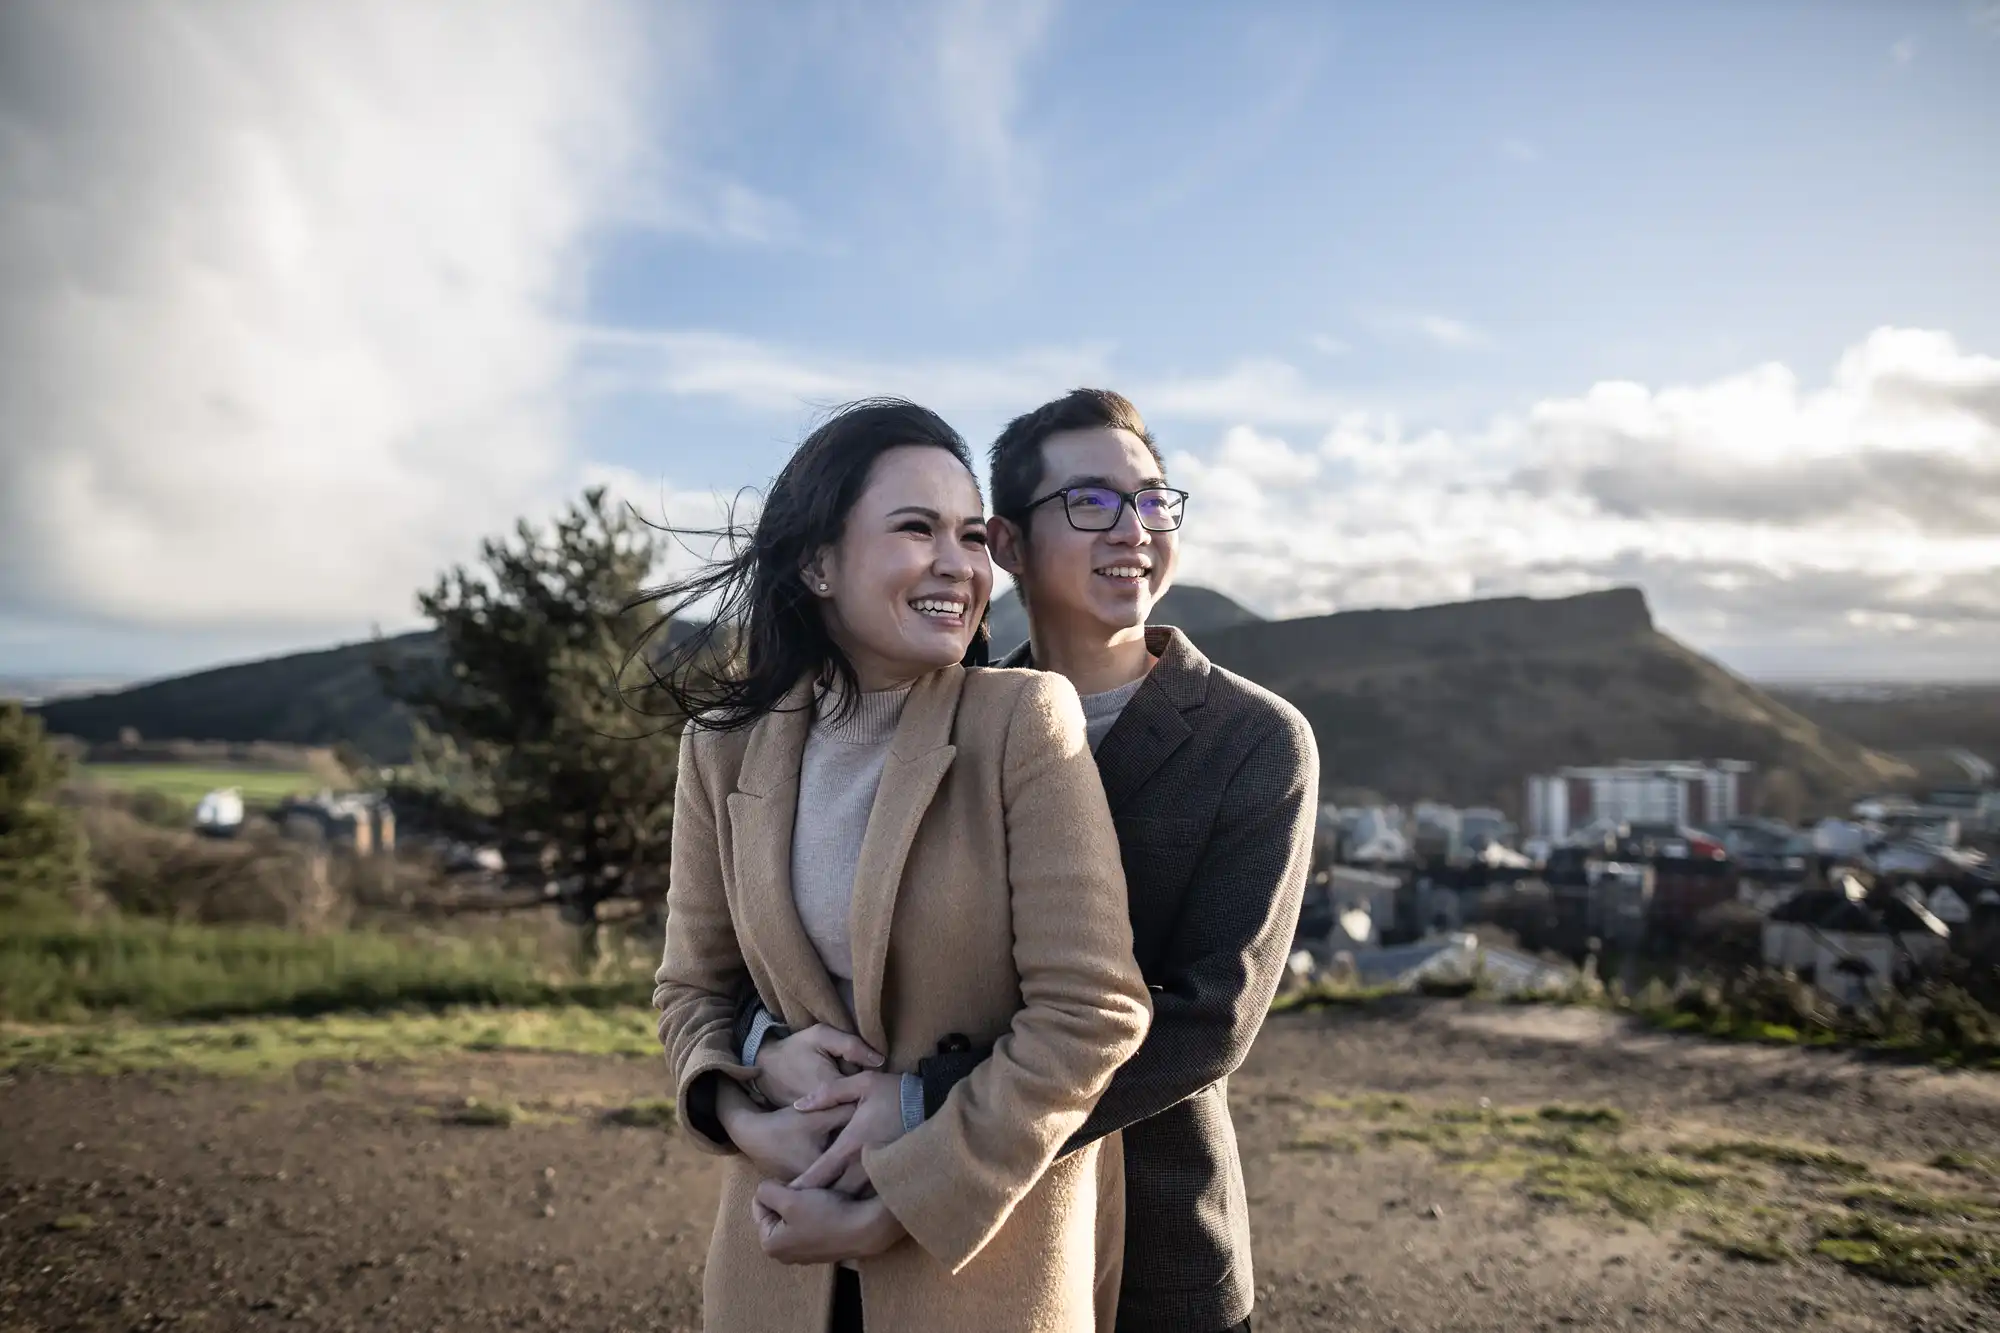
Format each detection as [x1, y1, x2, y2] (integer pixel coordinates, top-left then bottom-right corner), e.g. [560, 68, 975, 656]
[651, 389, 1318, 1333]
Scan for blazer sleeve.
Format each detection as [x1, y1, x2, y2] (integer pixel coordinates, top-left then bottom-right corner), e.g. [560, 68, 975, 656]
[1065, 706, 1318, 1149]
[862, 674, 1152, 1274]
[651, 726, 758, 1154]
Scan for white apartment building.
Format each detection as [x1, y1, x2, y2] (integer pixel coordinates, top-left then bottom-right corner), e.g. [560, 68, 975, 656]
[1526, 759, 1752, 842]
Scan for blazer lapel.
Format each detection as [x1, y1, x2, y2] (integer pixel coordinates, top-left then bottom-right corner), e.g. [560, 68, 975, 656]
[1005, 626, 1212, 815]
[727, 682, 849, 1031]
[847, 667, 964, 1054]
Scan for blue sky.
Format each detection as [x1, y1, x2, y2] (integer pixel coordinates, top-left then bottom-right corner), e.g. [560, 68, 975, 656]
[4, 0, 1999, 683]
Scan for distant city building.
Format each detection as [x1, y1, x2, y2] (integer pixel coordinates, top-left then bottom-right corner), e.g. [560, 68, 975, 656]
[1525, 759, 1752, 841]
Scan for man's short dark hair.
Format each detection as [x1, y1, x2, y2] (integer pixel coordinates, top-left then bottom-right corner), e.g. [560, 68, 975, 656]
[989, 388, 1163, 529]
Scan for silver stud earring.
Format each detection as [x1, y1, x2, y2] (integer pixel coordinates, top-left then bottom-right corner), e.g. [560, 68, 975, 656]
[817, 582, 829, 593]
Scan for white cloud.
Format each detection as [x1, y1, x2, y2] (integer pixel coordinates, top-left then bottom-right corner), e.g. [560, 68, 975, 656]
[1365, 309, 1493, 349]
[1162, 328, 2000, 677]
[919, 0, 1059, 233]
[575, 326, 1113, 418]
[0, 0, 664, 637]
[1499, 137, 1541, 163]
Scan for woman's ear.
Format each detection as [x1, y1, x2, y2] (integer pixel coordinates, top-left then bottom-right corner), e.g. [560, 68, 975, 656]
[799, 548, 833, 597]
[988, 516, 1026, 579]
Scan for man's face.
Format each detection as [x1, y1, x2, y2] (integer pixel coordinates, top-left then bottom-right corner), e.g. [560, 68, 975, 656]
[995, 426, 1179, 638]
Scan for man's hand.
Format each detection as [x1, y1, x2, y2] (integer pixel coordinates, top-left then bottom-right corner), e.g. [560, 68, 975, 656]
[789, 1071, 908, 1195]
[752, 1181, 906, 1265]
[716, 1079, 853, 1183]
[754, 1023, 884, 1107]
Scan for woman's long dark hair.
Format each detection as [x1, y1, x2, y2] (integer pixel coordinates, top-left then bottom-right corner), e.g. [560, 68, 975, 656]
[627, 398, 991, 732]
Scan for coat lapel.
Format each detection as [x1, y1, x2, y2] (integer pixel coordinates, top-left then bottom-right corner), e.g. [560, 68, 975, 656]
[847, 667, 964, 1054]
[727, 681, 849, 1031]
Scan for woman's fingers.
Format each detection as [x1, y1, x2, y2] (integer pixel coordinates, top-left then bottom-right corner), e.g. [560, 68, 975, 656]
[793, 1072, 868, 1112]
[806, 1027, 884, 1069]
[755, 1179, 799, 1213]
[789, 1130, 857, 1190]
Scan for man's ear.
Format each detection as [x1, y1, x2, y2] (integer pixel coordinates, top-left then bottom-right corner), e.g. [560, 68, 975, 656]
[988, 516, 1026, 579]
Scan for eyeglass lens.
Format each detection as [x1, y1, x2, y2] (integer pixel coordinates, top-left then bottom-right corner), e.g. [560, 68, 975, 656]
[1063, 487, 1185, 531]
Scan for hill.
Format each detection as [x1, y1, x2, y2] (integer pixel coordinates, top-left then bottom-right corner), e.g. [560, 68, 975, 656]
[1765, 683, 2000, 781]
[32, 633, 439, 763]
[33, 587, 1908, 813]
[1192, 586, 1909, 811]
[985, 584, 1262, 658]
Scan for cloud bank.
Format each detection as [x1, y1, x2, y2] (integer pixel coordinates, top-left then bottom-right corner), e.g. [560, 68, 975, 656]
[1167, 328, 2000, 678]
[0, 0, 655, 638]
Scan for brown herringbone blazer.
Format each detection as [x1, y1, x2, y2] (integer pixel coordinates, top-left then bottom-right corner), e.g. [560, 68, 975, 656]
[653, 666, 1151, 1333]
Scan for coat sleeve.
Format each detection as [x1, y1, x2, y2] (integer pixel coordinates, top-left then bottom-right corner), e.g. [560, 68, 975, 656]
[862, 674, 1152, 1274]
[1065, 706, 1317, 1149]
[651, 726, 757, 1154]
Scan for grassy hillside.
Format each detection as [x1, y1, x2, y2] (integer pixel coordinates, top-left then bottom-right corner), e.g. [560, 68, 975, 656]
[1767, 684, 2000, 775]
[34, 632, 438, 763]
[1196, 587, 1909, 811]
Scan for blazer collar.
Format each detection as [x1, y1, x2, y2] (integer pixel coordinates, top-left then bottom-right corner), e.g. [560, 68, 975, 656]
[1000, 625, 1209, 811]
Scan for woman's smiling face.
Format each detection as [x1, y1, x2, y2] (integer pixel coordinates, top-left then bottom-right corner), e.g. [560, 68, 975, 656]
[808, 444, 993, 690]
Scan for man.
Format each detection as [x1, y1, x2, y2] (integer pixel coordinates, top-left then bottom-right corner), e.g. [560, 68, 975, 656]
[749, 388, 1317, 1333]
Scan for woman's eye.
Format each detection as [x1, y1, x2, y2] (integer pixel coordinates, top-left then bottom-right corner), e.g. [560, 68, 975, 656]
[897, 520, 932, 536]
[963, 530, 989, 546]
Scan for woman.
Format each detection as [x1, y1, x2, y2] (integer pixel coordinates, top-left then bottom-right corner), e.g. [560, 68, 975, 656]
[647, 399, 1150, 1332]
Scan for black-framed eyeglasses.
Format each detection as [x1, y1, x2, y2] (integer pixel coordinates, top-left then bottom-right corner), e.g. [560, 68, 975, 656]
[1018, 485, 1189, 533]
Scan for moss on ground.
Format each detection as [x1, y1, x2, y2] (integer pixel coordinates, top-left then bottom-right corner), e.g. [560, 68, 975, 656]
[1282, 1087, 2000, 1292]
[603, 1097, 678, 1130]
[0, 1006, 658, 1077]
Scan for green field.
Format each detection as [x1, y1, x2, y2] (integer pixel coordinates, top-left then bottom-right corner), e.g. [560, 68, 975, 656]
[75, 763, 321, 804]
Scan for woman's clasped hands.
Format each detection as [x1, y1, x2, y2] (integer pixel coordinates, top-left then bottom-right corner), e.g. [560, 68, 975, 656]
[728, 1023, 913, 1264]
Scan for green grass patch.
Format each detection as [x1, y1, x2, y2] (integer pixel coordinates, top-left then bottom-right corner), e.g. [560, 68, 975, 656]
[49, 1214, 96, 1233]
[0, 1006, 657, 1077]
[445, 1096, 521, 1128]
[1932, 1150, 2000, 1177]
[0, 914, 646, 1023]
[1525, 1150, 1730, 1222]
[604, 1097, 678, 1130]
[1536, 1104, 1626, 1129]
[1689, 1219, 1794, 1264]
[76, 764, 323, 805]
[1814, 1214, 2000, 1288]
[1684, 1139, 1871, 1179]
[1270, 981, 1402, 1014]
[1840, 1184, 2000, 1223]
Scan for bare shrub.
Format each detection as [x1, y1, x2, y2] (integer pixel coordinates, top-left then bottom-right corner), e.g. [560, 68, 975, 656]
[80, 806, 352, 932]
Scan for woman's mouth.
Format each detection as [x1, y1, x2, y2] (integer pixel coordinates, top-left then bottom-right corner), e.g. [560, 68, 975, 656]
[909, 596, 969, 626]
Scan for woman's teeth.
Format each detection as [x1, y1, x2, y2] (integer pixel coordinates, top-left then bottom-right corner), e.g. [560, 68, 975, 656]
[911, 598, 966, 619]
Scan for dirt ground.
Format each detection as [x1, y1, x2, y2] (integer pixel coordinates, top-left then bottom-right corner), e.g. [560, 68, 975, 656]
[4, 1001, 1997, 1333]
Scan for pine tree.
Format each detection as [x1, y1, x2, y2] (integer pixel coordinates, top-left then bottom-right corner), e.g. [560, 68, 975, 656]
[0, 701, 87, 916]
[384, 488, 679, 936]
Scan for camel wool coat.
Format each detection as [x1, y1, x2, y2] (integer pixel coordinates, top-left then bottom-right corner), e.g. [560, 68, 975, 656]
[653, 665, 1152, 1333]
